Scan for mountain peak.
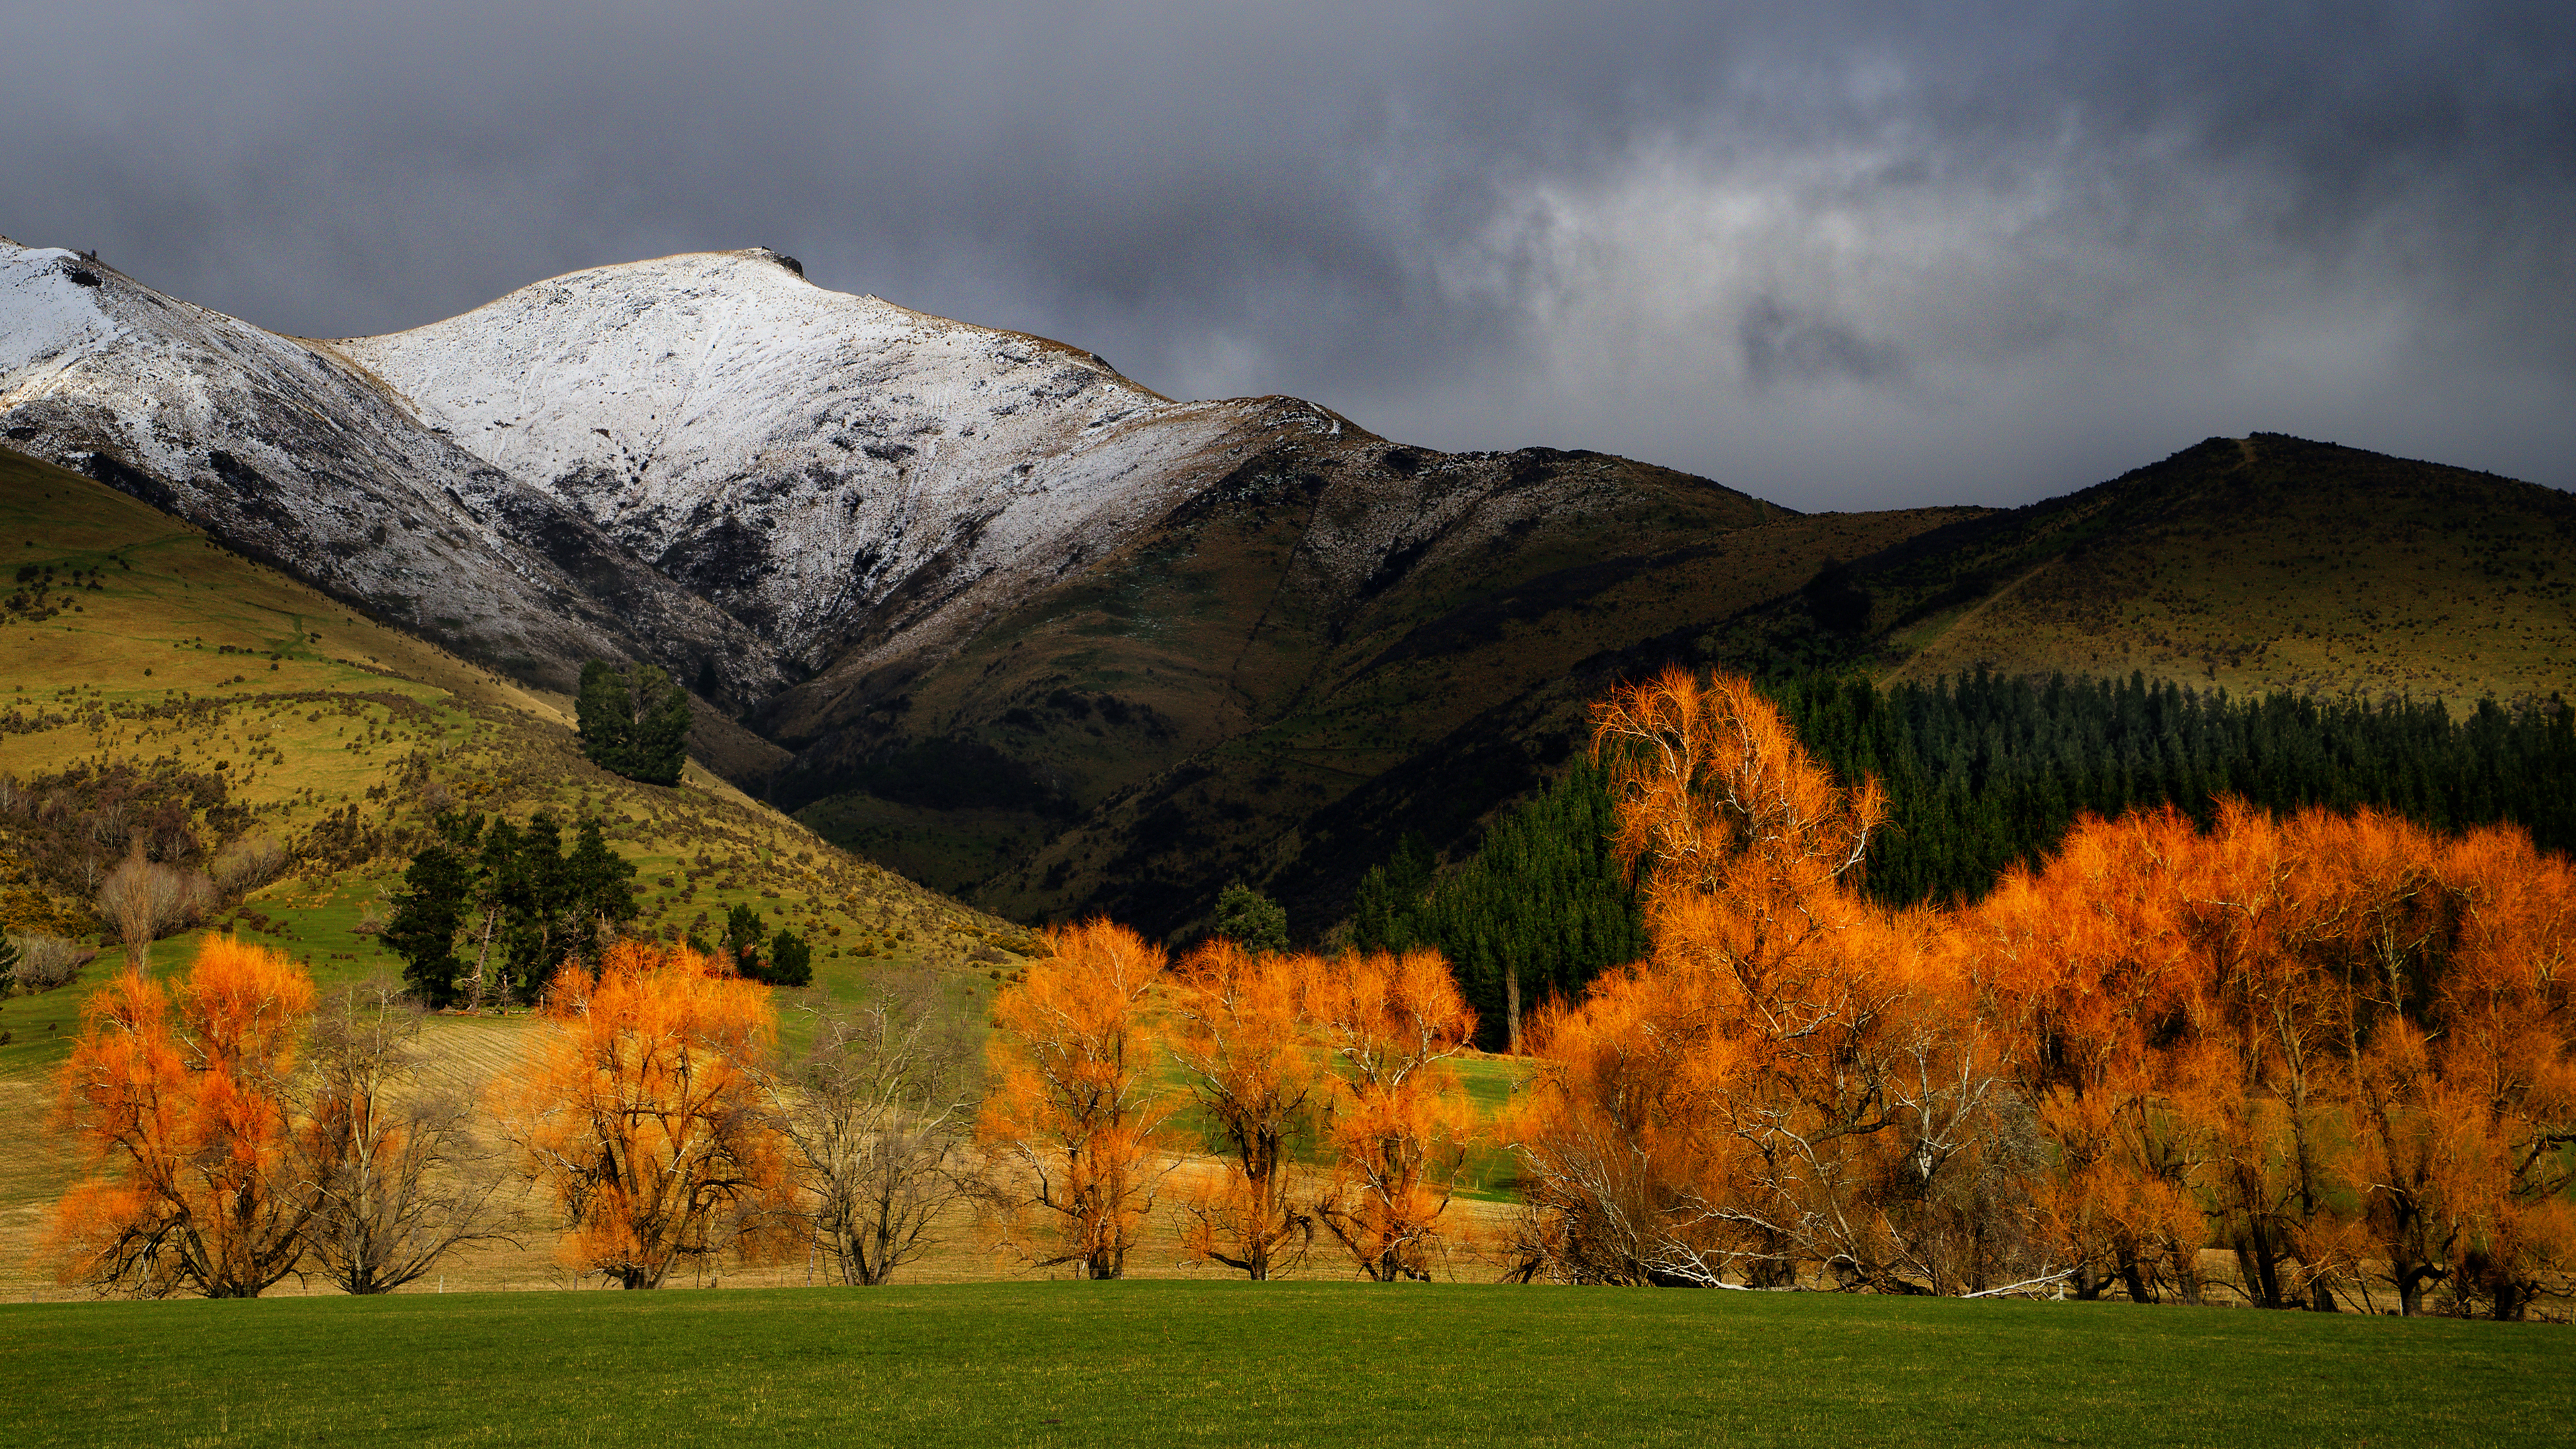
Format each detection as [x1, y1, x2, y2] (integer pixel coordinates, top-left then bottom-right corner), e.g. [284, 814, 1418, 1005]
[333, 249, 1234, 672]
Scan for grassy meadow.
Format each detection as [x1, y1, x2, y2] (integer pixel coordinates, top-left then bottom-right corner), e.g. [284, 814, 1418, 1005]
[6, 1279, 2571, 1448]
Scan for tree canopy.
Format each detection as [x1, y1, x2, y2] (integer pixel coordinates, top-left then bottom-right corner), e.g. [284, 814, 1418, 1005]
[381, 811, 637, 1008]
[1208, 881, 1288, 956]
[576, 660, 693, 788]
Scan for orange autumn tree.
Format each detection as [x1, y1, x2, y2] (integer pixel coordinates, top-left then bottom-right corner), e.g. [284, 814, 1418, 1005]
[1513, 667, 2024, 1292]
[2343, 818, 2576, 1318]
[1968, 817, 2212, 1304]
[1515, 664, 1894, 1289]
[1308, 947, 1478, 1281]
[46, 937, 318, 1297]
[1164, 938, 1324, 1280]
[1973, 800, 2576, 1317]
[980, 918, 1178, 1279]
[496, 941, 794, 1289]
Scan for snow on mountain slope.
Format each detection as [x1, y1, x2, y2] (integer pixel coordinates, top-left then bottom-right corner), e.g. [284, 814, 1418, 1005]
[0, 237, 786, 700]
[339, 250, 1272, 674]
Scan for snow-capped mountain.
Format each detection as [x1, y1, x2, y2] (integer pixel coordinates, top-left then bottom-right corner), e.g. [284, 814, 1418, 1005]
[0, 234, 1788, 931]
[3, 239, 1375, 706]
[337, 250, 1282, 674]
[0, 237, 785, 702]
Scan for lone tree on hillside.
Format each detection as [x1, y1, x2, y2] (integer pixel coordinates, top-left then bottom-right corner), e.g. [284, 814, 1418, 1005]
[576, 660, 692, 787]
[1208, 881, 1288, 956]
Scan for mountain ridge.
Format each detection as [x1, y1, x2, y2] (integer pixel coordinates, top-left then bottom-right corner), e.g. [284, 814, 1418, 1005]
[6, 239, 2569, 943]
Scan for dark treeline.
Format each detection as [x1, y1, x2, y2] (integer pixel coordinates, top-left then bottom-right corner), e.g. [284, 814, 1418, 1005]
[1348, 759, 1647, 1053]
[1348, 672, 2576, 1030]
[1781, 669, 2576, 908]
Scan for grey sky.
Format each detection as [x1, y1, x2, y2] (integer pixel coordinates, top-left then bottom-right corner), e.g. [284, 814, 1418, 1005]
[9, 1, 2569, 508]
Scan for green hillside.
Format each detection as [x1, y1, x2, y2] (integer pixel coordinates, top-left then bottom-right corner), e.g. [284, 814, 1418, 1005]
[1734, 434, 2576, 707]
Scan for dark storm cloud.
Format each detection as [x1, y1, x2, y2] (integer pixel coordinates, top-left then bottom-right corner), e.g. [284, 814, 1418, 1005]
[7, 1, 2570, 507]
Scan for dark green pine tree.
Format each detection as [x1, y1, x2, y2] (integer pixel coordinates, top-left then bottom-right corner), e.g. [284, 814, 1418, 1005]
[1350, 759, 1647, 1052]
[1349, 835, 1433, 953]
[575, 659, 692, 787]
[462, 816, 522, 1005]
[764, 927, 813, 987]
[499, 813, 572, 1001]
[723, 902, 767, 979]
[630, 665, 693, 787]
[381, 841, 475, 1006]
[1209, 881, 1289, 955]
[564, 815, 640, 969]
[575, 661, 635, 776]
[384, 810, 641, 1007]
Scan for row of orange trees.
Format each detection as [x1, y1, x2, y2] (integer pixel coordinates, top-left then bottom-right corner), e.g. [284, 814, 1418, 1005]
[1510, 669, 2575, 1316]
[982, 924, 1482, 1282]
[45, 938, 794, 1295]
[44, 667, 2573, 1310]
[43, 926, 1491, 1293]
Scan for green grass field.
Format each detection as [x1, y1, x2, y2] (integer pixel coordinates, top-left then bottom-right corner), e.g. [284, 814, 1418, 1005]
[4, 1280, 2567, 1448]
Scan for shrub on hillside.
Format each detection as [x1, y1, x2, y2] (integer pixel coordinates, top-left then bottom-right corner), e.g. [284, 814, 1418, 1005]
[211, 835, 286, 895]
[97, 852, 215, 970]
[7, 932, 89, 993]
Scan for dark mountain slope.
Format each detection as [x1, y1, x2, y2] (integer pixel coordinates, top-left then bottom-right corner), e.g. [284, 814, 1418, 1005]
[768, 420, 1970, 936]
